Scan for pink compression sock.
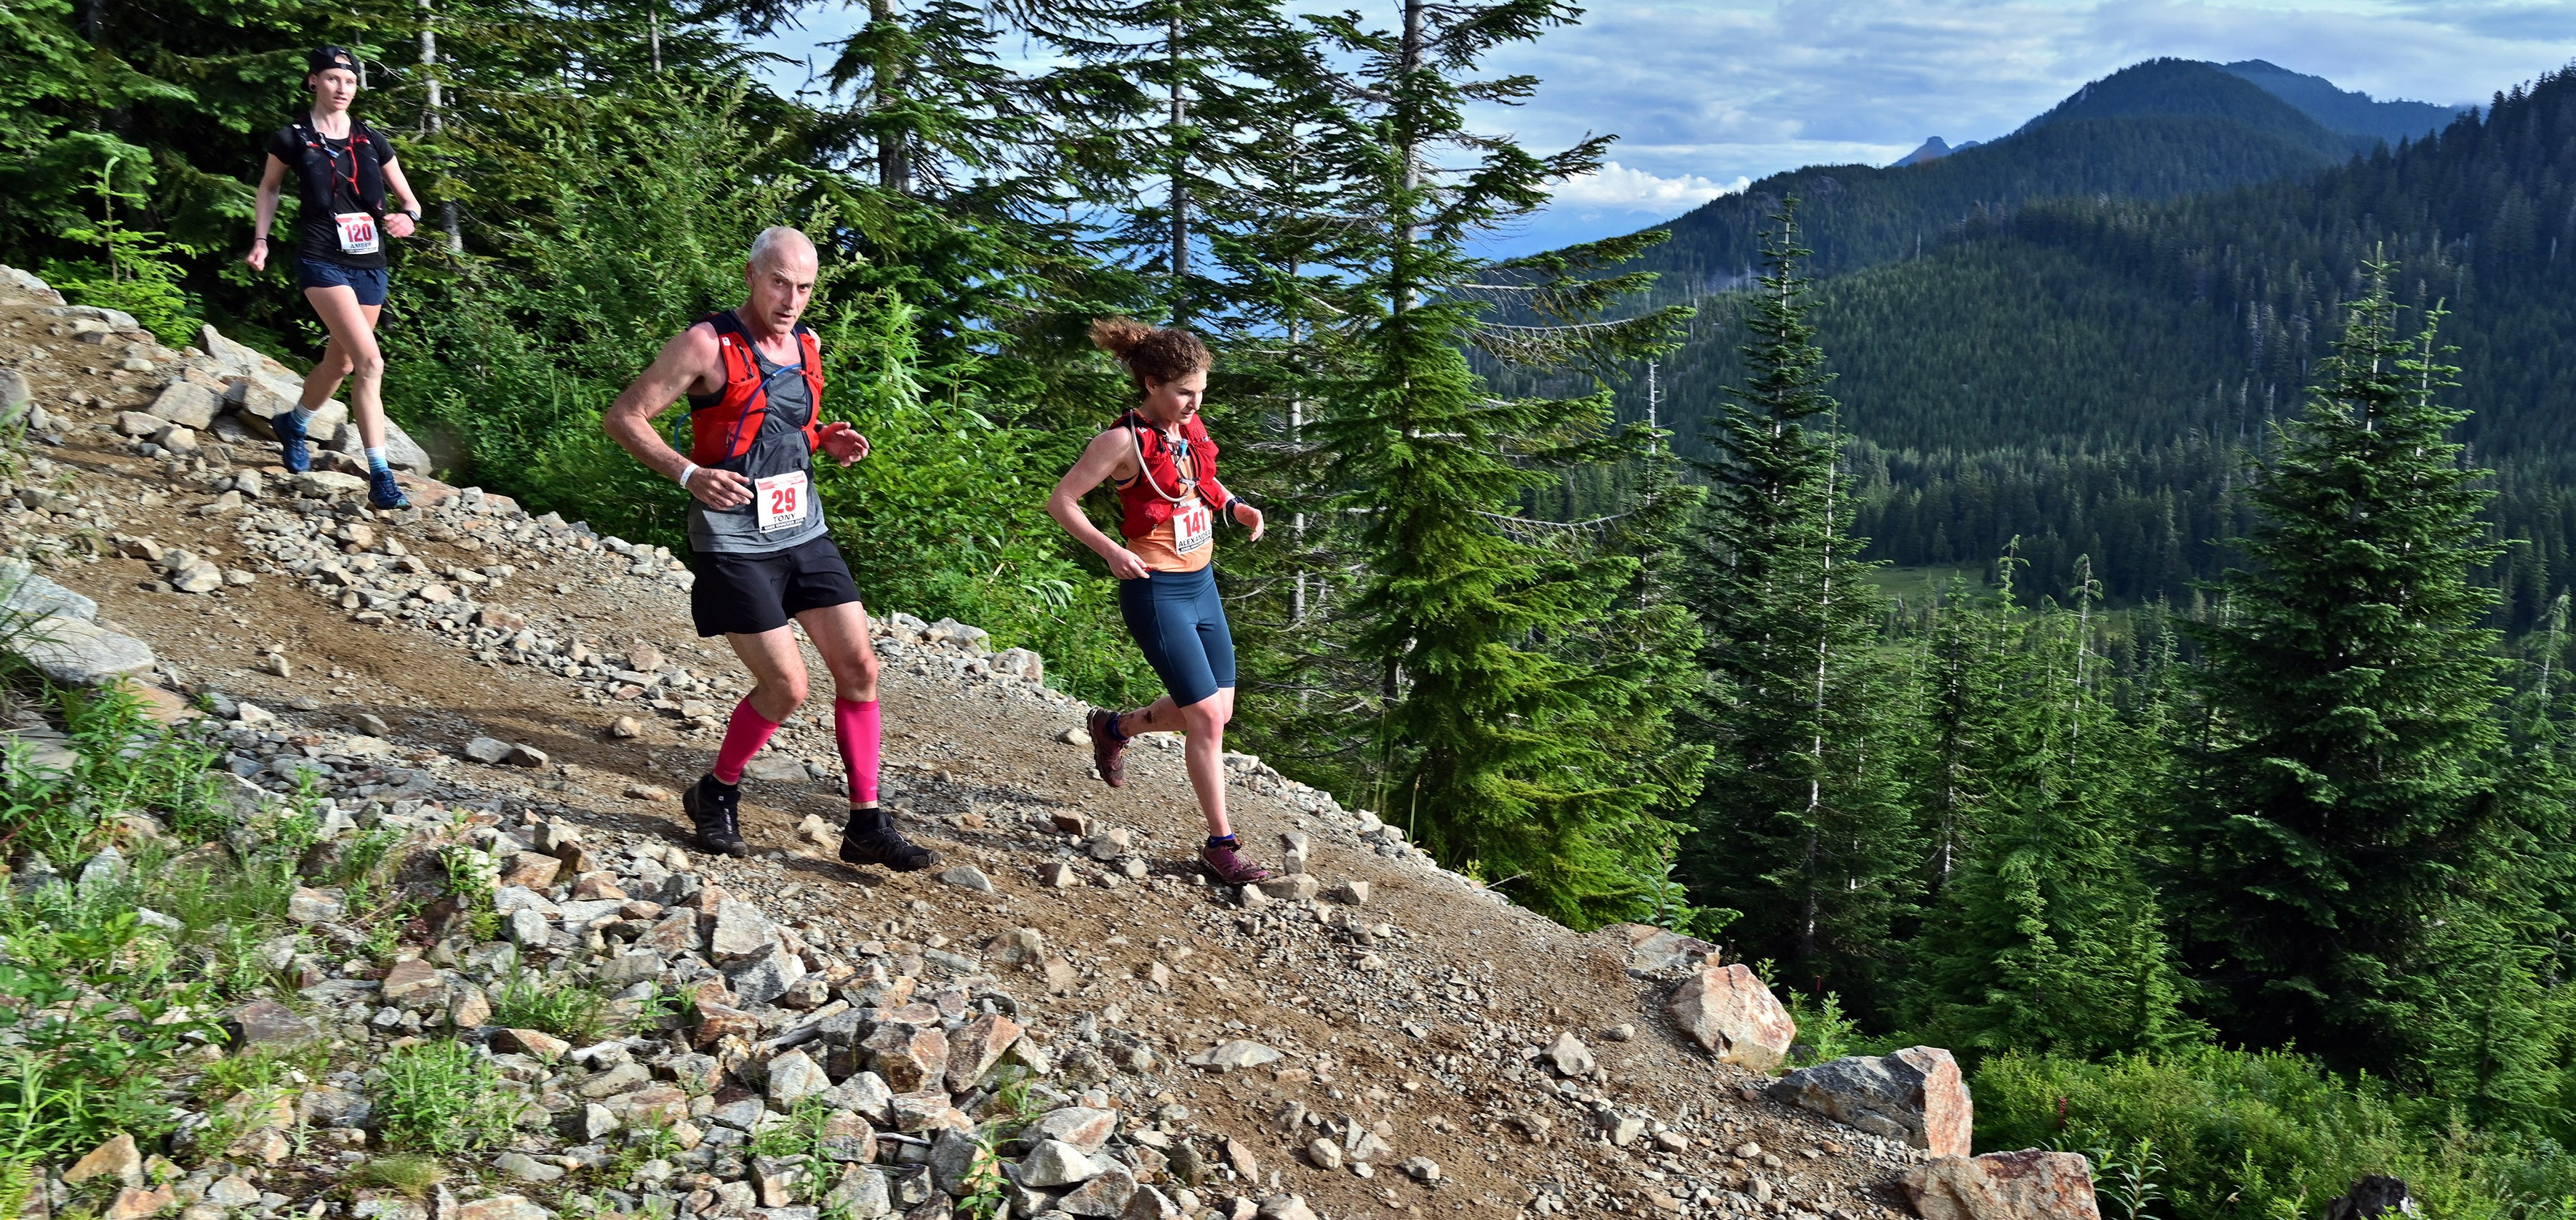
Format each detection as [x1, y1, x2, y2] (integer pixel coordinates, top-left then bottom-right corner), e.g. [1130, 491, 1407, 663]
[835, 698, 882, 805]
[711, 698, 781, 785]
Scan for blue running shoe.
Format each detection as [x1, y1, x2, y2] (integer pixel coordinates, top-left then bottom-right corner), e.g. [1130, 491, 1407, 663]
[273, 410, 311, 473]
[367, 466, 410, 510]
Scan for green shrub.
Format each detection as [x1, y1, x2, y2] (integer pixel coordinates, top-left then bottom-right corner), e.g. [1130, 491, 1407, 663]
[1974, 1047, 2576, 1220]
[371, 1040, 522, 1154]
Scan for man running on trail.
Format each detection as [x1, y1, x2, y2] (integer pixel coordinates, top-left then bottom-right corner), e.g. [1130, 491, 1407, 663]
[1047, 318, 1274, 885]
[603, 226, 936, 872]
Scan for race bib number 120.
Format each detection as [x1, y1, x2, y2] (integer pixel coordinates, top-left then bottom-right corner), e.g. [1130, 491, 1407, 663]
[333, 212, 380, 255]
[756, 472, 811, 532]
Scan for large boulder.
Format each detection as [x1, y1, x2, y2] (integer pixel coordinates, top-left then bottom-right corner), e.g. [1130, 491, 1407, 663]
[1903, 1150, 2099, 1220]
[17, 616, 155, 685]
[1667, 962, 1796, 1070]
[1768, 1045, 1971, 1156]
[1618, 923, 1719, 975]
[2, 559, 97, 622]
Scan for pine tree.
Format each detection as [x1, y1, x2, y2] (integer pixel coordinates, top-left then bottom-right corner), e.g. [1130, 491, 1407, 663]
[1909, 555, 2192, 1055]
[1305, 0, 1704, 927]
[2168, 258, 2508, 1073]
[1684, 199, 1919, 1003]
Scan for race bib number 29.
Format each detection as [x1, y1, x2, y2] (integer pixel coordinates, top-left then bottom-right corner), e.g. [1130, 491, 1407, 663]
[333, 212, 379, 255]
[756, 472, 811, 532]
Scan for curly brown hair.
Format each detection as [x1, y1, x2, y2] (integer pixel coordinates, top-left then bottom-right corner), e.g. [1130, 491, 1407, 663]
[1090, 317, 1211, 390]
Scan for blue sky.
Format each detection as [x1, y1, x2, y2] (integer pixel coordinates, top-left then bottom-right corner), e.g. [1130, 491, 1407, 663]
[755, 1, 2576, 256]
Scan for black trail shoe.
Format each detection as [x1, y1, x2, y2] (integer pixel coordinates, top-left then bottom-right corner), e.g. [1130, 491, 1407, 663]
[682, 774, 750, 857]
[840, 805, 938, 873]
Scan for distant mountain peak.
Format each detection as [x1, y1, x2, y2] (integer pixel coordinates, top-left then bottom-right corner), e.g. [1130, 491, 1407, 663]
[1893, 137, 1980, 167]
[2212, 59, 2469, 145]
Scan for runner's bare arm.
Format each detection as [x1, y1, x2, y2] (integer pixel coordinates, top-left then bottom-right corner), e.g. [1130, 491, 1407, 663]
[1047, 429, 1150, 581]
[605, 325, 753, 509]
[379, 157, 421, 240]
[248, 156, 289, 271]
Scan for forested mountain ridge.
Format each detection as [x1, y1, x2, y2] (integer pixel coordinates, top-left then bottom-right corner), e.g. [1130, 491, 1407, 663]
[2215, 58, 2469, 145]
[1604, 58, 2388, 293]
[1642, 64, 2575, 628]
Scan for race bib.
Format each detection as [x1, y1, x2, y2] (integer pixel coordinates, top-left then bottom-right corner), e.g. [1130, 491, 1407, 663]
[1173, 499, 1212, 555]
[333, 212, 380, 255]
[756, 471, 811, 532]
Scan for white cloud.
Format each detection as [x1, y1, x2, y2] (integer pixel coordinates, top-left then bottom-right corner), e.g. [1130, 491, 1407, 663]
[1551, 162, 1750, 212]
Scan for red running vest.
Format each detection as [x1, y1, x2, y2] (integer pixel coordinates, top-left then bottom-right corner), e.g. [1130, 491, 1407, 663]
[1115, 409, 1232, 540]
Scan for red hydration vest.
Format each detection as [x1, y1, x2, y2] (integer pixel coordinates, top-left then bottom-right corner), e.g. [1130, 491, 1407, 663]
[686, 311, 826, 467]
[1115, 409, 1231, 540]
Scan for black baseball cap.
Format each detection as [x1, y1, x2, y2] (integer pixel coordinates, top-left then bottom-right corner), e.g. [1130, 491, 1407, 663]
[306, 46, 358, 75]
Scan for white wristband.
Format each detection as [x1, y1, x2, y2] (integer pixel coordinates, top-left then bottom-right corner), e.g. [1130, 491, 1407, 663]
[675, 463, 698, 489]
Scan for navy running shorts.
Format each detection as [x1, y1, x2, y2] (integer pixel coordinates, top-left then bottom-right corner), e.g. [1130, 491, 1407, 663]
[296, 258, 389, 306]
[1118, 564, 1235, 706]
[688, 533, 864, 638]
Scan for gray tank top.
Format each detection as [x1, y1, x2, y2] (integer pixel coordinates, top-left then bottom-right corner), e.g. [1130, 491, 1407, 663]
[686, 337, 831, 555]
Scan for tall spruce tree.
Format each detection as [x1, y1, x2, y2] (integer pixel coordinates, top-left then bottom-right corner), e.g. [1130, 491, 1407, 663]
[1684, 200, 1918, 1002]
[1304, 0, 1704, 927]
[2169, 260, 2508, 1073]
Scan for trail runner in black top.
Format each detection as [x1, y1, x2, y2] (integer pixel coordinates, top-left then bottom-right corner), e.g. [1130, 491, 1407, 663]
[245, 46, 425, 511]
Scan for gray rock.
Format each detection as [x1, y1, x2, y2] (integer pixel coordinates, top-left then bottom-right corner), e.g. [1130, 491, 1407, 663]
[821, 1166, 890, 1219]
[937, 864, 994, 893]
[766, 1048, 831, 1108]
[494, 1152, 562, 1183]
[598, 950, 663, 986]
[1016, 1140, 1104, 1189]
[506, 907, 551, 948]
[710, 898, 780, 965]
[1545, 1032, 1595, 1076]
[1304, 1138, 1342, 1171]
[929, 1128, 983, 1197]
[0, 369, 26, 424]
[1186, 1040, 1282, 1072]
[1, 559, 97, 622]
[821, 1073, 895, 1125]
[1255, 1198, 1317, 1220]
[17, 615, 154, 685]
[1057, 1163, 1136, 1216]
[1020, 1107, 1117, 1152]
[1768, 1045, 1972, 1156]
[148, 381, 221, 429]
[227, 999, 318, 1050]
[463, 737, 514, 764]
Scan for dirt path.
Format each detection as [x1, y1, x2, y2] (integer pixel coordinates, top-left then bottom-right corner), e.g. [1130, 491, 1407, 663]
[0, 276, 1943, 1220]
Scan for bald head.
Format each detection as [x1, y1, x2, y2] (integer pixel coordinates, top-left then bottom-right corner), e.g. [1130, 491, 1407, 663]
[741, 227, 819, 338]
[748, 226, 817, 274]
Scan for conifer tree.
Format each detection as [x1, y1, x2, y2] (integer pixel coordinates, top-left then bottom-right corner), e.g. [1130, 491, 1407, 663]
[1909, 556, 2190, 1055]
[2169, 260, 2507, 1072]
[1684, 200, 1918, 1002]
[1305, 0, 1704, 926]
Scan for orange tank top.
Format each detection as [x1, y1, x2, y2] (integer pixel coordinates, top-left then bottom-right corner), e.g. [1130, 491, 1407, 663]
[1115, 480, 1215, 573]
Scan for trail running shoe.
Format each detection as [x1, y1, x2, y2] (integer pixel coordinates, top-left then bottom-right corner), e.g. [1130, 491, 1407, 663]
[681, 773, 749, 858]
[1201, 835, 1273, 886]
[840, 806, 939, 873]
[368, 467, 410, 510]
[274, 410, 311, 473]
[1086, 708, 1127, 788]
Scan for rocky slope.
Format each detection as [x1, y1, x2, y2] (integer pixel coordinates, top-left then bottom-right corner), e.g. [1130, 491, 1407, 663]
[0, 266, 2089, 1220]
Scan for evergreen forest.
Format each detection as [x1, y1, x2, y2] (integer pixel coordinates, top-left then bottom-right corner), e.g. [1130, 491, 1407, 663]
[12, 0, 2576, 1210]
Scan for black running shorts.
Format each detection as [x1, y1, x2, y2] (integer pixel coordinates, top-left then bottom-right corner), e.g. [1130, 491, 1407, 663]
[688, 534, 863, 638]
